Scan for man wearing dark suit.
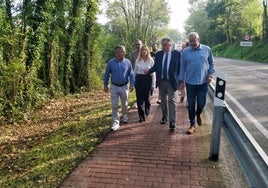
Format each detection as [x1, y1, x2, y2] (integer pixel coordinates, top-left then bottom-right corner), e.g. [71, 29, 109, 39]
[146, 38, 181, 129]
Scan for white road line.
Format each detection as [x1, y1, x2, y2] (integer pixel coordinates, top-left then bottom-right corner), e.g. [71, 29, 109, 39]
[225, 90, 268, 139]
[224, 92, 268, 165]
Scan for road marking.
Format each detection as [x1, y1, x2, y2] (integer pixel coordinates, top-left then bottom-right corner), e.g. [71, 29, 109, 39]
[226, 90, 268, 139]
[210, 81, 268, 164]
[224, 100, 268, 166]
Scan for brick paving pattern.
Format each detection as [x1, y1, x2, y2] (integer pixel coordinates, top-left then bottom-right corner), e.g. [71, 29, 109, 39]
[61, 92, 246, 188]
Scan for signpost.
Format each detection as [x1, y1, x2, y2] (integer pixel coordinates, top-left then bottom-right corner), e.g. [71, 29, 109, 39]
[244, 35, 250, 41]
[150, 35, 157, 43]
[240, 41, 253, 47]
[209, 73, 226, 161]
[240, 35, 252, 58]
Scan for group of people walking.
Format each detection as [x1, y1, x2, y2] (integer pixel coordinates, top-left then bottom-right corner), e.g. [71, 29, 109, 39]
[103, 32, 215, 134]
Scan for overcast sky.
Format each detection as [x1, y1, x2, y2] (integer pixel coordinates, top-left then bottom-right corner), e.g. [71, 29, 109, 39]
[168, 0, 190, 32]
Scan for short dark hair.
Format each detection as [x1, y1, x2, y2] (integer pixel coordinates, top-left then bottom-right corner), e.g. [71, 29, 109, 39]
[115, 45, 126, 52]
[161, 37, 171, 43]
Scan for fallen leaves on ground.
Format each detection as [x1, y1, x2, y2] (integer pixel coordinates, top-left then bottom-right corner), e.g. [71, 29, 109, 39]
[0, 90, 113, 187]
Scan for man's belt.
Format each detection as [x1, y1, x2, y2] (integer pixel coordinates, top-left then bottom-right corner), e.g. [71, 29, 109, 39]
[112, 82, 128, 87]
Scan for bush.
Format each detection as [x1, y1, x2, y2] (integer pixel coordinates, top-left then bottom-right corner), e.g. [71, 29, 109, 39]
[212, 41, 268, 64]
[0, 61, 48, 124]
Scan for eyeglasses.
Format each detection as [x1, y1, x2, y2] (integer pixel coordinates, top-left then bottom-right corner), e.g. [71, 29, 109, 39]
[162, 43, 170, 47]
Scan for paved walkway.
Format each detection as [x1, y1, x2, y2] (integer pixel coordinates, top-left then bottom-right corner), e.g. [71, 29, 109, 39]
[61, 91, 248, 188]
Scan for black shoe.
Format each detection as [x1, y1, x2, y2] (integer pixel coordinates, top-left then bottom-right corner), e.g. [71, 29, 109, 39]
[160, 117, 167, 124]
[169, 122, 175, 129]
[139, 118, 145, 123]
[139, 115, 145, 123]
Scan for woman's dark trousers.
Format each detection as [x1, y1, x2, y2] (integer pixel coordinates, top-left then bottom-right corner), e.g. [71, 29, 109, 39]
[135, 74, 152, 121]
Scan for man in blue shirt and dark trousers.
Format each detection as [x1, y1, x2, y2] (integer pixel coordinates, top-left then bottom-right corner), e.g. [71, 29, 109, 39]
[103, 45, 135, 131]
[179, 32, 215, 134]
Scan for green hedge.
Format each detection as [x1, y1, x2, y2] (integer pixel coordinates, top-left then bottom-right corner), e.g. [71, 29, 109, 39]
[212, 41, 268, 63]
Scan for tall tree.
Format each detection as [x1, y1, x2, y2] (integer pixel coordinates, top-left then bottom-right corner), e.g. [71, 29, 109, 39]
[186, 0, 263, 45]
[168, 29, 184, 43]
[185, 0, 211, 45]
[263, 0, 268, 40]
[0, 0, 102, 122]
[1, 0, 14, 64]
[105, 0, 169, 55]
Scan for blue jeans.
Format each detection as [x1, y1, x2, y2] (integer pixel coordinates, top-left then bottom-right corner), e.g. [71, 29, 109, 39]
[186, 83, 208, 126]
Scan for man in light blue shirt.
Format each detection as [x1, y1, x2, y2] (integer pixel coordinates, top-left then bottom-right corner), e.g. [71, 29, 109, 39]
[179, 32, 215, 134]
[103, 45, 135, 131]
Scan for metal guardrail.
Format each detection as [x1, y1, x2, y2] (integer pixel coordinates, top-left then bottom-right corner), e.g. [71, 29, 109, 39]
[208, 83, 268, 188]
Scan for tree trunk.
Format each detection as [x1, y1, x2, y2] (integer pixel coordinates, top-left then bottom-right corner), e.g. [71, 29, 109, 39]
[263, 0, 268, 40]
[2, 0, 14, 64]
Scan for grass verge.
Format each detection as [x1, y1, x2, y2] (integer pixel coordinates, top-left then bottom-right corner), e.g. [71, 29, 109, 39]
[212, 41, 268, 63]
[0, 90, 136, 187]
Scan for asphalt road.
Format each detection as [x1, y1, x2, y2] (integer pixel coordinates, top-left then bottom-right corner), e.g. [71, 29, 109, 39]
[213, 57, 268, 154]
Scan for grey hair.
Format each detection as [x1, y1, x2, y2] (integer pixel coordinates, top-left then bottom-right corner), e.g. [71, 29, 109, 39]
[161, 37, 172, 43]
[188, 32, 199, 39]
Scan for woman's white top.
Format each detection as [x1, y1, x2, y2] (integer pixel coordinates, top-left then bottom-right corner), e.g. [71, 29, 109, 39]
[134, 58, 156, 88]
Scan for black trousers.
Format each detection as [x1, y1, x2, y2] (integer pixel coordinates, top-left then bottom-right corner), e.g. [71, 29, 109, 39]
[135, 74, 152, 120]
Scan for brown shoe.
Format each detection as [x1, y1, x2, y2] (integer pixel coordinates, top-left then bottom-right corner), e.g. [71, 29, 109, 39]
[197, 115, 202, 126]
[187, 126, 195, 134]
[180, 96, 184, 103]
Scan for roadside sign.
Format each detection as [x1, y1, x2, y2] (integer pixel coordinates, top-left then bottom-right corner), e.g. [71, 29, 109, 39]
[244, 35, 250, 41]
[209, 72, 226, 161]
[214, 73, 226, 107]
[240, 41, 253, 47]
[150, 35, 157, 43]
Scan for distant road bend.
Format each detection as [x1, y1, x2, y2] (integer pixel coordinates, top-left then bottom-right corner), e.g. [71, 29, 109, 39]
[213, 57, 268, 155]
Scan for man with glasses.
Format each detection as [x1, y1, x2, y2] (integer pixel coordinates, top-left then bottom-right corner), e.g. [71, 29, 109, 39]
[131, 39, 143, 70]
[131, 39, 143, 109]
[150, 43, 161, 104]
[146, 38, 181, 130]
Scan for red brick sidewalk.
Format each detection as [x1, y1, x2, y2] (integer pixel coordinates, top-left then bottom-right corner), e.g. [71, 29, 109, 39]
[60, 92, 240, 188]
